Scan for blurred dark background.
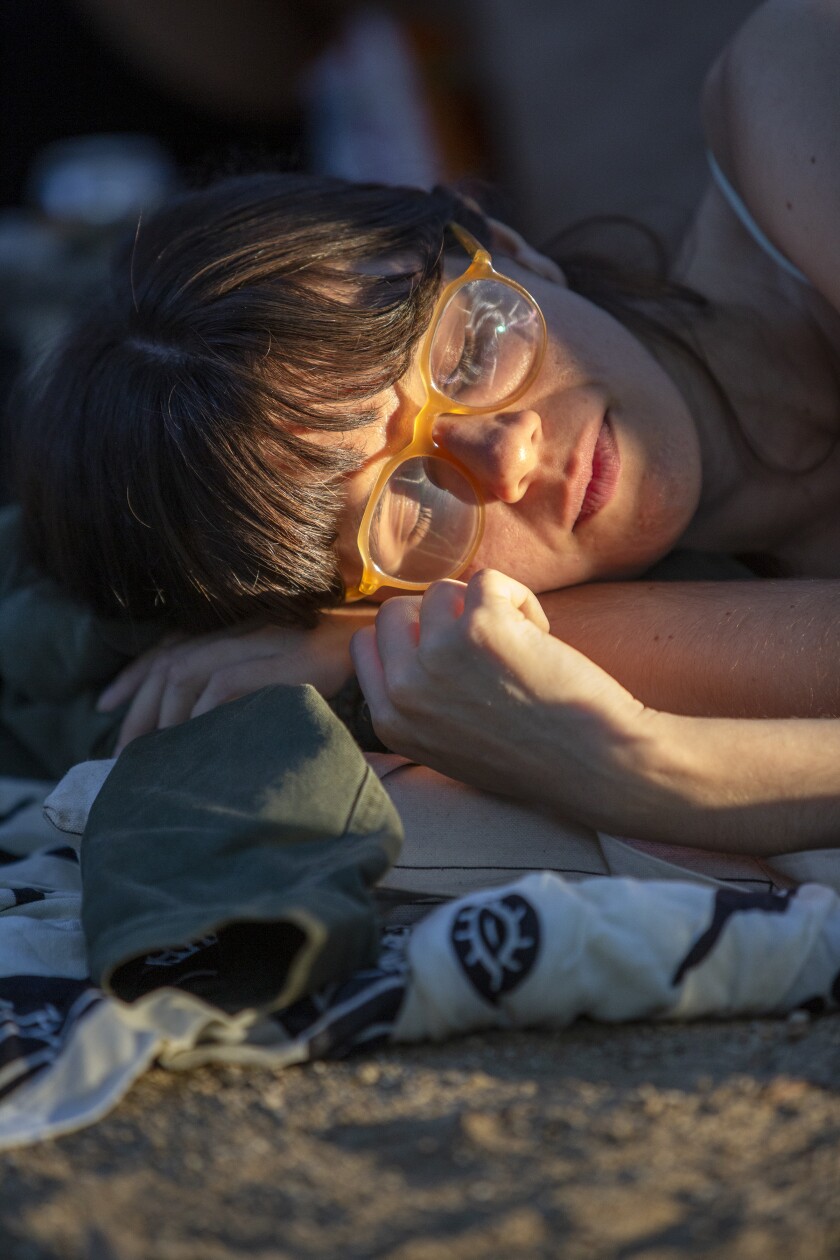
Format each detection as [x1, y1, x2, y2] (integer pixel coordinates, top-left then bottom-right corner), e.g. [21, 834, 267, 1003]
[0, 0, 323, 207]
[0, 0, 761, 428]
[1, 0, 762, 229]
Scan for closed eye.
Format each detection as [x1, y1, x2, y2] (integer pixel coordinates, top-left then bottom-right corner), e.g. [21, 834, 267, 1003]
[408, 502, 434, 546]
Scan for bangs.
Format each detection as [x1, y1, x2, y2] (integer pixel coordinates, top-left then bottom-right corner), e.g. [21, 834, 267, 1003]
[13, 174, 489, 629]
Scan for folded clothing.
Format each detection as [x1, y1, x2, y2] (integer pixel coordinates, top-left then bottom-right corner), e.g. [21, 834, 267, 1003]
[80, 684, 403, 1011]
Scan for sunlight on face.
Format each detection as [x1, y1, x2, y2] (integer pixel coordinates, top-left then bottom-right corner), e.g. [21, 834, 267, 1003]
[320, 241, 703, 597]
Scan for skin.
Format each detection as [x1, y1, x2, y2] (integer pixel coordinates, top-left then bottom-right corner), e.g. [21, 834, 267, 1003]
[350, 568, 840, 854]
[101, 224, 712, 748]
[101, 234, 711, 751]
[332, 246, 706, 597]
[101, 0, 840, 853]
[345, 0, 840, 853]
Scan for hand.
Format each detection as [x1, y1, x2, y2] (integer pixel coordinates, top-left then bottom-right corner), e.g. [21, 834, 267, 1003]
[99, 611, 372, 753]
[350, 570, 664, 831]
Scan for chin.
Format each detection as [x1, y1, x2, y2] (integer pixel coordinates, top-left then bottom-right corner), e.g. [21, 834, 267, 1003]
[630, 481, 700, 566]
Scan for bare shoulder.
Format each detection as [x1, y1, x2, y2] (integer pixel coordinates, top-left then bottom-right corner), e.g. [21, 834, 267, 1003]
[702, 1, 840, 307]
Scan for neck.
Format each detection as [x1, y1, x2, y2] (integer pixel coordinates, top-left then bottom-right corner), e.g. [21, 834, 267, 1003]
[651, 301, 840, 558]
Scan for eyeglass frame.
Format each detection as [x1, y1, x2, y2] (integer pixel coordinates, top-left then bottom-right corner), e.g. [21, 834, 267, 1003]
[343, 222, 547, 602]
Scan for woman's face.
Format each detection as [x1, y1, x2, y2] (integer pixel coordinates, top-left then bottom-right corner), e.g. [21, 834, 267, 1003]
[331, 246, 704, 596]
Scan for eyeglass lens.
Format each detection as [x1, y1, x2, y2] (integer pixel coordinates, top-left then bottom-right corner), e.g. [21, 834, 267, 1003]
[369, 456, 480, 583]
[367, 278, 543, 582]
[430, 279, 543, 407]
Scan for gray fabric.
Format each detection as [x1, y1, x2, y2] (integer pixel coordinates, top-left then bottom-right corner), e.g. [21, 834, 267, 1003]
[0, 506, 162, 778]
[82, 684, 403, 1011]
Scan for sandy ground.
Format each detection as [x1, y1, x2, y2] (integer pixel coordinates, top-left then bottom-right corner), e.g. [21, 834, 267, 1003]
[0, 1015, 837, 1260]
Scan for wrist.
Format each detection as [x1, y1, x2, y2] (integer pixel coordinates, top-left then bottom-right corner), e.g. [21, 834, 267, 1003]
[605, 710, 840, 854]
[612, 707, 770, 843]
[537, 695, 680, 837]
[602, 705, 691, 835]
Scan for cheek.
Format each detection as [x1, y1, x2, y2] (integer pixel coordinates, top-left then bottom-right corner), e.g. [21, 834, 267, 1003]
[467, 511, 577, 590]
[470, 510, 524, 568]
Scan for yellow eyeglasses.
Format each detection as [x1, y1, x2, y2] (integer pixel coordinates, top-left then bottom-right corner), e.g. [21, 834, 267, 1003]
[345, 224, 547, 601]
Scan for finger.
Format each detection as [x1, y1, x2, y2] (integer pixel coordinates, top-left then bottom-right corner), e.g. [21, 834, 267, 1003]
[350, 625, 400, 748]
[417, 579, 467, 630]
[464, 569, 550, 633]
[374, 593, 422, 633]
[96, 633, 183, 711]
[158, 631, 286, 684]
[113, 667, 169, 753]
[157, 674, 209, 730]
[189, 658, 290, 719]
[349, 624, 388, 710]
[372, 594, 422, 666]
[99, 623, 275, 713]
[152, 630, 302, 728]
[97, 660, 149, 712]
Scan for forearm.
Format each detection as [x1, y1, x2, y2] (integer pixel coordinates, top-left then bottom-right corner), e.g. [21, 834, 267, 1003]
[609, 709, 840, 856]
[353, 570, 840, 858]
[540, 579, 840, 718]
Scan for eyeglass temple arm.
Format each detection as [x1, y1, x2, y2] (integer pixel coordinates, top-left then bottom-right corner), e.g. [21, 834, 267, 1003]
[449, 222, 486, 261]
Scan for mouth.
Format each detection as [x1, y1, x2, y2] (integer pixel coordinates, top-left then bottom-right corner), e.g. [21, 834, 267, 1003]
[573, 414, 621, 529]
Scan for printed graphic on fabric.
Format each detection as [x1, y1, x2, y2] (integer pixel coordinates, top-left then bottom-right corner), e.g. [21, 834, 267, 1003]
[142, 935, 219, 969]
[0, 976, 101, 1099]
[451, 893, 539, 1004]
[672, 887, 796, 986]
[274, 929, 409, 1057]
[112, 935, 222, 999]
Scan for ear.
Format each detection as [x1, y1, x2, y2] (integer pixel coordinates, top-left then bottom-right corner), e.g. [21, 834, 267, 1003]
[484, 216, 566, 284]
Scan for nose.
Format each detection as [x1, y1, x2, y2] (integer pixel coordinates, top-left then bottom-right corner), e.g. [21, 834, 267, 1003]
[432, 410, 541, 503]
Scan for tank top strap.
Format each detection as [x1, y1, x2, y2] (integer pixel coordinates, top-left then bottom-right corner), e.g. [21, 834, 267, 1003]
[707, 150, 809, 285]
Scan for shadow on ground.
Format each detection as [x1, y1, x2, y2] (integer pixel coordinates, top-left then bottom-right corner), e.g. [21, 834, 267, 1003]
[1, 1017, 838, 1259]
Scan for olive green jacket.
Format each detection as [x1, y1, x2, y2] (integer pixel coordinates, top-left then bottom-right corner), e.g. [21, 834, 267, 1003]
[0, 507, 402, 1010]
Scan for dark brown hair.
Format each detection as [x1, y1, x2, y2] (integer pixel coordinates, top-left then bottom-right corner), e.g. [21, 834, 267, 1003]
[12, 173, 488, 629]
[12, 182, 712, 631]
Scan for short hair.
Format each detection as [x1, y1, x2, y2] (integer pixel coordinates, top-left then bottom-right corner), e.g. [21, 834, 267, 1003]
[12, 179, 715, 631]
[12, 173, 489, 629]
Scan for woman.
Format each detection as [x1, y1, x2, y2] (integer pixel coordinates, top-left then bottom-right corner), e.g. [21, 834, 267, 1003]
[15, 0, 840, 856]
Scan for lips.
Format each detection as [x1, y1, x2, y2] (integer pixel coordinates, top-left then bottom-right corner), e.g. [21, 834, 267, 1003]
[574, 415, 620, 528]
